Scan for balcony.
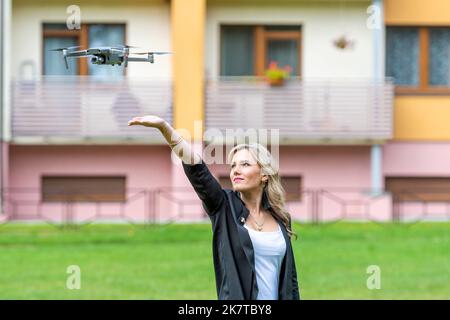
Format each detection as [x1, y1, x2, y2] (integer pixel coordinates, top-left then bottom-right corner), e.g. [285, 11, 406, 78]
[11, 76, 172, 144]
[205, 77, 394, 144]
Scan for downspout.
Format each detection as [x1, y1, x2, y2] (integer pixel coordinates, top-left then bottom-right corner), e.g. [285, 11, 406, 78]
[371, 0, 384, 195]
[0, 0, 4, 214]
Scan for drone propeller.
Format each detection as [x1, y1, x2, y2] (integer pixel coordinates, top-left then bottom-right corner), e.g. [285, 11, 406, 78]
[112, 45, 139, 50]
[133, 51, 172, 55]
[50, 46, 82, 69]
[49, 46, 81, 52]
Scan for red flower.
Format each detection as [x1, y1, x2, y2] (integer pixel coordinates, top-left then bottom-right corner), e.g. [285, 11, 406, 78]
[265, 61, 292, 81]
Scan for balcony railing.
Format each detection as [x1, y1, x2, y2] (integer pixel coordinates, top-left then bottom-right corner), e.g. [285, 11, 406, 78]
[205, 77, 394, 144]
[12, 76, 172, 143]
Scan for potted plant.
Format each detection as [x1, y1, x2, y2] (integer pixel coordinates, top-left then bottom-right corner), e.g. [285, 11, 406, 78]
[265, 61, 292, 86]
[333, 34, 355, 50]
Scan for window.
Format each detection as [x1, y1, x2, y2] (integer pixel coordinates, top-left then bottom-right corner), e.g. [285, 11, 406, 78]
[281, 176, 302, 202]
[43, 23, 126, 76]
[218, 176, 302, 201]
[386, 26, 450, 93]
[429, 28, 450, 86]
[221, 26, 254, 76]
[385, 177, 450, 202]
[220, 25, 301, 76]
[42, 176, 126, 202]
[386, 27, 419, 87]
[43, 24, 80, 75]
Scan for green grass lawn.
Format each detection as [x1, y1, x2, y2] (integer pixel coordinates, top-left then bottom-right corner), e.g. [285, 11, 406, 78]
[0, 221, 449, 299]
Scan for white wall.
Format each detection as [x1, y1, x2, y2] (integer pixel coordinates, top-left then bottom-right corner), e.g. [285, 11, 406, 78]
[12, 0, 172, 78]
[2, 0, 12, 143]
[206, 1, 374, 78]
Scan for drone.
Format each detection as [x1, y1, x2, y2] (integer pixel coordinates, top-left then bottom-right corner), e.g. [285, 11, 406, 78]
[50, 45, 171, 69]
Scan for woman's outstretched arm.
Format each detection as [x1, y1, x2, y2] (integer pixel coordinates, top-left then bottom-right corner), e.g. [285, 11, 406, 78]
[128, 115, 225, 216]
[128, 115, 202, 165]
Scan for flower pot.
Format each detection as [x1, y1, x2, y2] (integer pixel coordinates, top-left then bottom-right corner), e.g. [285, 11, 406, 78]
[268, 78, 285, 87]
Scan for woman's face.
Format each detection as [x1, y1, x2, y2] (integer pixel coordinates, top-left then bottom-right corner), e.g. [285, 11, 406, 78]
[230, 149, 266, 192]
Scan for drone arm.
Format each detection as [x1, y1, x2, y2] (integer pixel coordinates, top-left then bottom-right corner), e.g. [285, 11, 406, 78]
[66, 50, 89, 57]
[111, 48, 125, 55]
[126, 56, 154, 63]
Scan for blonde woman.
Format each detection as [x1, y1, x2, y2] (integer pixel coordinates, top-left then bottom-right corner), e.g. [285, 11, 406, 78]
[128, 115, 300, 300]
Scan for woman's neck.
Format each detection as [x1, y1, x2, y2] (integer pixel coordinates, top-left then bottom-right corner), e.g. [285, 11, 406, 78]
[240, 189, 264, 216]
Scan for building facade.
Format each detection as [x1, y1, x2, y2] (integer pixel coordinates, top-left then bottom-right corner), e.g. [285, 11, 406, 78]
[1, 0, 449, 223]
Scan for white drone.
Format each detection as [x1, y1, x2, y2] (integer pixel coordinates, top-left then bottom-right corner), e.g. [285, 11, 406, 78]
[50, 45, 171, 69]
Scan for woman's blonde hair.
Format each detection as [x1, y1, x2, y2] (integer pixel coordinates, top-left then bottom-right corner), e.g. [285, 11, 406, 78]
[228, 143, 297, 240]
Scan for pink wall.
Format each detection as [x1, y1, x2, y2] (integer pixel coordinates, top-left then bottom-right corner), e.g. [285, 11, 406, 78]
[0, 142, 10, 220]
[383, 141, 450, 176]
[8, 145, 173, 222]
[10, 145, 172, 189]
[382, 141, 450, 222]
[10, 142, 448, 223]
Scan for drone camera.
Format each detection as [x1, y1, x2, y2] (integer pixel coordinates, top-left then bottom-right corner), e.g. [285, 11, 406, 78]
[91, 56, 105, 64]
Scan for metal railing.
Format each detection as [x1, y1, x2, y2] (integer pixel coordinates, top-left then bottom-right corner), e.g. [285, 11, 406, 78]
[205, 77, 394, 144]
[11, 76, 172, 143]
[1, 187, 449, 227]
[0, 187, 208, 227]
[390, 188, 450, 223]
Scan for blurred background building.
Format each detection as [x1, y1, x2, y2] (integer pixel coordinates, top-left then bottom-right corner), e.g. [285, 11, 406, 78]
[0, 0, 449, 224]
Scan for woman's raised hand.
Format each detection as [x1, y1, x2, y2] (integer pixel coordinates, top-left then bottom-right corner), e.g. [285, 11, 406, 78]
[127, 115, 167, 130]
[128, 114, 201, 165]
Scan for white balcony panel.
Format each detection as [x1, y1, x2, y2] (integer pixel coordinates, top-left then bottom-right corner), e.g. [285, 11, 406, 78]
[205, 77, 394, 144]
[12, 76, 172, 144]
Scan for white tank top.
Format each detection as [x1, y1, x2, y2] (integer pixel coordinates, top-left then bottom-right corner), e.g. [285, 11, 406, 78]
[244, 223, 287, 300]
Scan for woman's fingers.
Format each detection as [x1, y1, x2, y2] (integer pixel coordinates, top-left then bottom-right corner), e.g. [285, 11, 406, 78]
[128, 116, 143, 126]
[128, 115, 163, 128]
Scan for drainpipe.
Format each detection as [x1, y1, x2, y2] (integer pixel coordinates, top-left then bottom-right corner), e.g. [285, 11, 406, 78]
[371, 0, 384, 195]
[0, 0, 4, 214]
[0, 0, 11, 216]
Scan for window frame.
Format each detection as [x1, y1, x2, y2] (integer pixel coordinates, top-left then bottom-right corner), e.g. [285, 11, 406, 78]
[42, 22, 127, 76]
[219, 24, 302, 77]
[280, 176, 302, 202]
[41, 175, 127, 202]
[387, 25, 450, 95]
[386, 176, 450, 202]
[255, 26, 302, 76]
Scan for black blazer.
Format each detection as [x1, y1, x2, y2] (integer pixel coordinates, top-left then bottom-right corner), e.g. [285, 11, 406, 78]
[183, 160, 300, 300]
